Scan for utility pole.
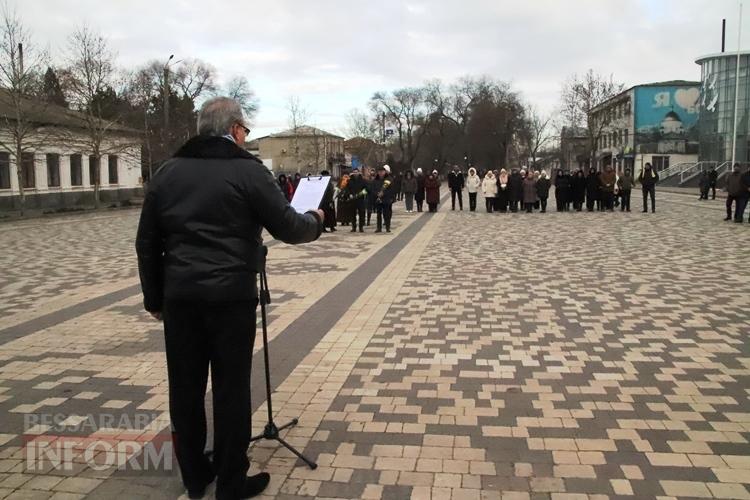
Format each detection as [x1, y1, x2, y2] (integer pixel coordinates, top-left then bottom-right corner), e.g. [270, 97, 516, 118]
[163, 54, 173, 133]
[18, 43, 23, 76]
[731, 3, 743, 168]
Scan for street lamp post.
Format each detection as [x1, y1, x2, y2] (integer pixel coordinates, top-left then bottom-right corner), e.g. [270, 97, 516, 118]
[731, 2, 743, 167]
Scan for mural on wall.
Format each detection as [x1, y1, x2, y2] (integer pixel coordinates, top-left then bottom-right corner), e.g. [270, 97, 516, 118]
[635, 86, 700, 155]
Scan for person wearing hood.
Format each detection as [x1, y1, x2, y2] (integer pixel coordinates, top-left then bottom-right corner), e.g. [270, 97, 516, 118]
[600, 166, 617, 211]
[482, 170, 497, 213]
[425, 170, 441, 212]
[372, 165, 394, 232]
[448, 164, 465, 210]
[495, 169, 510, 212]
[638, 162, 659, 213]
[415, 167, 426, 212]
[585, 167, 600, 212]
[401, 170, 417, 213]
[571, 170, 586, 211]
[466, 167, 481, 211]
[522, 170, 537, 213]
[536, 171, 551, 213]
[617, 168, 634, 212]
[554, 169, 571, 212]
[508, 169, 523, 212]
[320, 170, 337, 232]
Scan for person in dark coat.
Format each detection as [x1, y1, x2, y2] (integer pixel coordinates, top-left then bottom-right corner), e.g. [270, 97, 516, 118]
[135, 97, 324, 500]
[699, 171, 710, 200]
[536, 171, 551, 213]
[292, 172, 301, 190]
[371, 165, 395, 232]
[708, 167, 718, 199]
[336, 174, 354, 226]
[319, 170, 336, 232]
[617, 168, 634, 212]
[496, 169, 509, 212]
[425, 170, 441, 212]
[346, 168, 368, 232]
[365, 167, 376, 226]
[447, 164, 465, 210]
[638, 162, 659, 213]
[585, 167, 600, 211]
[725, 163, 750, 222]
[415, 168, 426, 212]
[508, 169, 523, 212]
[401, 170, 417, 212]
[394, 171, 403, 201]
[522, 172, 537, 213]
[278, 174, 294, 202]
[600, 166, 617, 211]
[554, 169, 571, 211]
[570, 170, 586, 211]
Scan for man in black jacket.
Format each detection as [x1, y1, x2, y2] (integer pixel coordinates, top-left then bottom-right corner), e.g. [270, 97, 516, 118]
[372, 164, 394, 232]
[347, 167, 367, 232]
[708, 167, 718, 199]
[447, 164, 465, 210]
[136, 97, 323, 500]
[638, 162, 659, 213]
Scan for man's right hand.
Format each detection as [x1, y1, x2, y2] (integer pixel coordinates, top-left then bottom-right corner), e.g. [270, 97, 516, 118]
[315, 209, 325, 222]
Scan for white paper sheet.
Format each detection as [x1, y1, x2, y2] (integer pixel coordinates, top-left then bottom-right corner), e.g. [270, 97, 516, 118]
[290, 176, 330, 214]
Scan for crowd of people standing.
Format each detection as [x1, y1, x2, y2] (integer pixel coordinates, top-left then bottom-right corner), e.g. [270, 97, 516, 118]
[279, 161, 750, 236]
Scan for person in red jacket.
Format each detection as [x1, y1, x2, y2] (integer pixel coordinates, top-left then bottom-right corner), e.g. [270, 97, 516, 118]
[425, 169, 441, 212]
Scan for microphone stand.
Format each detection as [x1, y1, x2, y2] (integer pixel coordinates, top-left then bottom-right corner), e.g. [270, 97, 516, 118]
[249, 246, 317, 469]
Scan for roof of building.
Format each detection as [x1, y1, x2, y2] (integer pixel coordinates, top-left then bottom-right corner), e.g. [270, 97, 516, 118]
[591, 80, 701, 114]
[255, 125, 344, 141]
[696, 50, 750, 64]
[0, 88, 140, 135]
[344, 136, 383, 148]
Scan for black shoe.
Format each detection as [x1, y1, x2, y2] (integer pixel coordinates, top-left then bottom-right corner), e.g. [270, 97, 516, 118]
[375, 229, 382, 233]
[226, 472, 270, 500]
[187, 473, 216, 499]
[350, 228, 357, 232]
[642, 210, 648, 213]
[724, 217, 732, 221]
[331, 227, 336, 232]
[734, 220, 743, 224]
[386, 228, 391, 232]
[359, 227, 363, 232]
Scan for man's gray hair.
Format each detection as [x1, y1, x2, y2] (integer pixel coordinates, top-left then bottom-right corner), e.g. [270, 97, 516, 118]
[197, 97, 245, 136]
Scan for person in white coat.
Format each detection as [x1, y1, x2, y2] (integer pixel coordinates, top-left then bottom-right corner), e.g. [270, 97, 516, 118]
[482, 170, 498, 213]
[465, 167, 481, 212]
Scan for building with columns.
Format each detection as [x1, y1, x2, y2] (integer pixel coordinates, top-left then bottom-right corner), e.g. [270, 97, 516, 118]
[0, 91, 142, 213]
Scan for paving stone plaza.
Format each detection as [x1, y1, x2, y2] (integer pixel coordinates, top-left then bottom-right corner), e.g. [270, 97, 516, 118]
[0, 191, 749, 500]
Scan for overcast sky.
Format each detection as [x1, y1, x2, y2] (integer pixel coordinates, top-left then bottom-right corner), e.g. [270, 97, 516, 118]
[13, 0, 750, 139]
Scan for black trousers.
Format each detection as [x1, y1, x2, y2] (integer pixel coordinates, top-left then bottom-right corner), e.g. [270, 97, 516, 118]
[428, 202, 438, 212]
[620, 190, 631, 211]
[710, 183, 717, 199]
[642, 186, 656, 212]
[586, 195, 595, 211]
[468, 192, 477, 211]
[509, 200, 519, 212]
[540, 198, 548, 212]
[451, 189, 463, 210]
[377, 203, 393, 230]
[352, 204, 365, 231]
[416, 197, 424, 212]
[163, 300, 256, 499]
[602, 192, 614, 210]
[485, 197, 494, 213]
[524, 202, 534, 213]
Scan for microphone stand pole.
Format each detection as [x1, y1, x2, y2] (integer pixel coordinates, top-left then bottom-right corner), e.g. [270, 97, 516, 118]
[249, 246, 317, 469]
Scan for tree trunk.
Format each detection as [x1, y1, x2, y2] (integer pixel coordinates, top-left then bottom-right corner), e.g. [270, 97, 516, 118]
[15, 144, 25, 216]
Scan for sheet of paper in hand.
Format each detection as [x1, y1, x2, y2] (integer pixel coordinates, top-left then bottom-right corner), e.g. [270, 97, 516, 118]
[290, 176, 330, 214]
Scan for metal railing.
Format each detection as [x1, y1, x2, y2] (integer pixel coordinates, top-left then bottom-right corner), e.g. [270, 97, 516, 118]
[657, 161, 696, 181]
[679, 161, 718, 184]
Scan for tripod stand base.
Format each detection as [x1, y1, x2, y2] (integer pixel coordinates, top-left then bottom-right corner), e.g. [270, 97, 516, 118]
[250, 419, 318, 469]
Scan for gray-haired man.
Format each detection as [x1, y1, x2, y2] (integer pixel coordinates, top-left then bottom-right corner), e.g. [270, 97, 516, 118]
[136, 97, 323, 499]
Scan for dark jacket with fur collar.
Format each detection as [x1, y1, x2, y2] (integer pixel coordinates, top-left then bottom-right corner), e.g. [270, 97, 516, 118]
[136, 135, 322, 312]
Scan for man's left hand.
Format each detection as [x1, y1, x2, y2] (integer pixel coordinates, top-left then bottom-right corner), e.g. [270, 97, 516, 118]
[150, 312, 162, 321]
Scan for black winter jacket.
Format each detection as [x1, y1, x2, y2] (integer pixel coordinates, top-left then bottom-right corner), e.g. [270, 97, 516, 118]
[135, 135, 322, 312]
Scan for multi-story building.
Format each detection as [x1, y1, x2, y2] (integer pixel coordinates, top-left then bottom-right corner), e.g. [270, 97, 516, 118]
[256, 126, 345, 176]
[696, 50, 750, 164]
[0, 91, 142, 213]
[589, 80, 700, 174]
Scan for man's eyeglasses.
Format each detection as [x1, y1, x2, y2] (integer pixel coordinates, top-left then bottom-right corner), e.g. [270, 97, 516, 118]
[236, 123, 250, 134]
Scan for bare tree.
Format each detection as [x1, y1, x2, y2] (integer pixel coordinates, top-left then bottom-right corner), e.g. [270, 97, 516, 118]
[560, 69, 625, 168]
[370, 86, 432, 169]
[523, 105, 553, 168]
[223, 75, 259, 123]
[286, 96, 309, 171]
[0, 3, 50, 214]
[173, 58, 216, 101]
[344, 108, 377, 140]
[65, 25, 136, 207]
